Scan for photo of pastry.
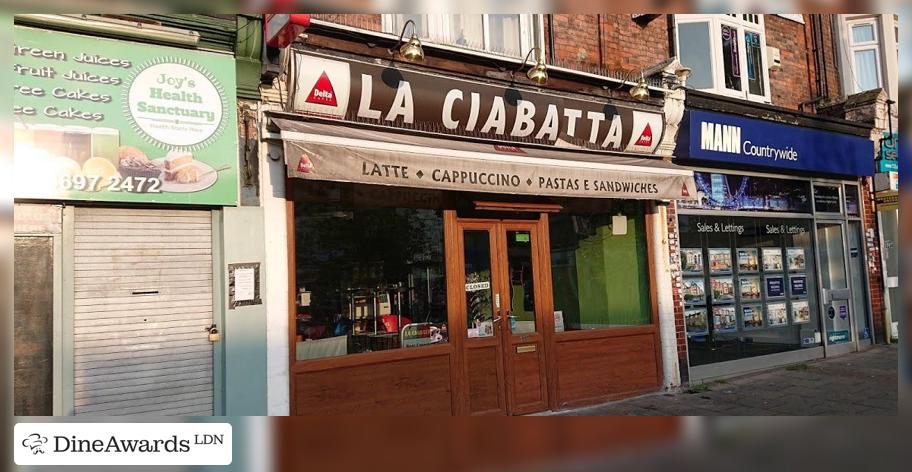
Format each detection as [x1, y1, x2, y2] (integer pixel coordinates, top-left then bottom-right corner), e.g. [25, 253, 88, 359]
[737, 248, 759, 272]
[683, 278, 706, 305]
[685, 308, 709, 335]
[792, 300, 811, 324]
[681, 248, 704, 274]
[711, 276, 735, 303]
[152, 150, 220, 193]
[787, 248, 807, 271]
[713, 305, 737, 332]
[762, 248, 784, 272]
[708, 248, 732, 274]
[739, 276, 762, 301]
[767, 302, 788, 327]
[742, 305, 764, 329]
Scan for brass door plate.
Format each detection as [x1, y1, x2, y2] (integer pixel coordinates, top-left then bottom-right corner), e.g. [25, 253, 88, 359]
[516, 345, 536, 353]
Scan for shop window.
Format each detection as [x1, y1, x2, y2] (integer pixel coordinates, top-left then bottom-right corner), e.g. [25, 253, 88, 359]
[813, 185, 842, 214]
[846, 18, 883, 93]
[548, 202, 652, 331]
[844, 184, 861, 216]
[384, 14, 535, 58]
[680, 172, 812, 214]
[293, 183, 448, 360]
[675, 14, 771, 103]
[679, 215, 821, 367]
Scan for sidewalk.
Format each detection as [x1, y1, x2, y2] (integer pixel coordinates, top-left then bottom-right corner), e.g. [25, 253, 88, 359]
[554, 345, 898, 416]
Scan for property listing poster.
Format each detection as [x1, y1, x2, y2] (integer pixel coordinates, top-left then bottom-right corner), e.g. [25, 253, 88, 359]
[12, 26, 239, 205]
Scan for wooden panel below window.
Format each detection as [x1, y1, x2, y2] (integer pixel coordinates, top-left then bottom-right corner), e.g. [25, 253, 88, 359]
[510, 345, 547, 414]
[294, 353, 454, 415]
[555, 331, 659, 408]
[466, 345, 504, 415]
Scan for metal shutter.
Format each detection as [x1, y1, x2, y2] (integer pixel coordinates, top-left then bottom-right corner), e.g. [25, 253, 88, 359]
[73, 207, 214, 415]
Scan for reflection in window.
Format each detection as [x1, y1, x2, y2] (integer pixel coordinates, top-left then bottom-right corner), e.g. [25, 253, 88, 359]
[549, 203, 651, 331]
[294, 198, 447, 360]
[447, 14, 484, 49]
[721, 24, 742, 91]
[745, 31, 765, 96]
[678, 22, 714, 89]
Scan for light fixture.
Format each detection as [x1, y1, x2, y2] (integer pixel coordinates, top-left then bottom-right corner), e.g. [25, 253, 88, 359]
[513, 47, 548, 85]
[629, 73, 650, 101]
[390, 19, 424, 61]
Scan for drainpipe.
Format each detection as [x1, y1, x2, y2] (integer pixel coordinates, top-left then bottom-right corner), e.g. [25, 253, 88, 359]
[652, 202, 681, 389]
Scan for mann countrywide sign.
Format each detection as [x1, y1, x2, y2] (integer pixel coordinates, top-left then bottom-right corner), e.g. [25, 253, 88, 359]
[12, 26, 238, 205]
[678, 109, 874, 177]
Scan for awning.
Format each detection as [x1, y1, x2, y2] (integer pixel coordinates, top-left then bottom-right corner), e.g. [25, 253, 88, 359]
[272, 118, 696, 201]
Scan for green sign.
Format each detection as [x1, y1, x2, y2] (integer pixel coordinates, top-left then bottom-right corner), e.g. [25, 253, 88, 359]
[827, 330, 850, 344]
[13, 26, 238, 205]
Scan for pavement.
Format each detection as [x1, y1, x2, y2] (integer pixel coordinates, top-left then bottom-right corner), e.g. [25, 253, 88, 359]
[554, 345, 898, 416]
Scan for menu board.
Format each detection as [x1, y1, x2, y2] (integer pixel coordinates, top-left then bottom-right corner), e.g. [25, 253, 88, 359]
[12, 26, 238, 205]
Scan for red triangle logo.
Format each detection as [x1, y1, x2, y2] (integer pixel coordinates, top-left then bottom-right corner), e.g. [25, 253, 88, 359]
[297, 154, 315, 174]
[681, 182, 690, 197]
[305, 71, 338, 107]
[635, 123, 653, 146]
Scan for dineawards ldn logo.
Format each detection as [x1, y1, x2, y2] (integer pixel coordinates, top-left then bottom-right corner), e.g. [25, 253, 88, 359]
[14, 423, 232, 466]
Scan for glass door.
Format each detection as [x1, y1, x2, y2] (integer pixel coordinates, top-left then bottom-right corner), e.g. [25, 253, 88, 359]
[847, 221, 873, 345]
[815, 222, 856, 355]
[458, 219, 549, 415]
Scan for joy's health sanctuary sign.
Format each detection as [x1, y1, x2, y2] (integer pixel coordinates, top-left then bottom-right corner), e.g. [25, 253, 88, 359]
[12, 26, 238, 205]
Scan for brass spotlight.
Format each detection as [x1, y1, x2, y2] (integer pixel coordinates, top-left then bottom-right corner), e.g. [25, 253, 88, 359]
[391, 19, 424, 61]
[629, 73, 650, 101]
[513, 47, 548, 85]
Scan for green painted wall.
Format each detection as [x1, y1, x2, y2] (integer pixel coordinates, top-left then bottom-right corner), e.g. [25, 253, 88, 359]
[221, 207, 268, 415]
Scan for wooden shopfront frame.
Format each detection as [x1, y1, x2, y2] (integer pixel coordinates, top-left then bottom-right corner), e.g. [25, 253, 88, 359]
[286, 181, 665, 415]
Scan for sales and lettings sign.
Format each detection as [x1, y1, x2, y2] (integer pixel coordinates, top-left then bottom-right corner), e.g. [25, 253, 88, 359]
[677, 110, 874, 176]
[12, 26, 238, 205]
[290, 51, 666, 156]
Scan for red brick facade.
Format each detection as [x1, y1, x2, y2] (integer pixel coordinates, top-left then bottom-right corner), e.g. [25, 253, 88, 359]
[862, 179, 887, 341]
[765, 14, 843, 110]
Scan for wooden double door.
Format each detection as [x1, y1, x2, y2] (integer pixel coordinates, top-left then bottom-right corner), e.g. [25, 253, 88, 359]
[455, 218, 550, 415]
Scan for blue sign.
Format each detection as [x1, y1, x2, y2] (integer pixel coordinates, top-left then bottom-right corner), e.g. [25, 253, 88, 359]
[765, 276, 785, 298]
[678, 110, 874, 176]
[790, 275, 807, 296]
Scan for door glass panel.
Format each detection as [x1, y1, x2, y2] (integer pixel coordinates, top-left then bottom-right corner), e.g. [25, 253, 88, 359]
[464, 230, 496, 338]
[506, 230, 536, 334]
[848, 221, 872, 340]
[817, 223, 851, 345]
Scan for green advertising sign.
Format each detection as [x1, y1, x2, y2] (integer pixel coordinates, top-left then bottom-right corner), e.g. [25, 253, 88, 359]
[13, 26, 238, 205]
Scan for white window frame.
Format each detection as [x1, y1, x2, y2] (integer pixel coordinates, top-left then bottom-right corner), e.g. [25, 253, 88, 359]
[845, 17, 884, 93]
[382, 14, 536, 60]
[675, 14, 772, 103]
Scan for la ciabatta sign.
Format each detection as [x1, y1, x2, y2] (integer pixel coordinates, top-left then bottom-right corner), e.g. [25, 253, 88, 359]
[291, 50, 665, 155]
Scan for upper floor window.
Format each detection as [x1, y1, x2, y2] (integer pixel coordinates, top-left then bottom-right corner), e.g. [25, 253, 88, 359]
[675, 14, 771, 103]
[846, 17, 883, 93]
[383, 14, 536, 59]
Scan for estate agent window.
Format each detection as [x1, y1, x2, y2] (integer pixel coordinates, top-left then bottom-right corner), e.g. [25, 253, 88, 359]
[675, 14, 771, 103]
[384, 14, 536, 59]
[293, 182, 448, 361]
[548, 200, 652, 331]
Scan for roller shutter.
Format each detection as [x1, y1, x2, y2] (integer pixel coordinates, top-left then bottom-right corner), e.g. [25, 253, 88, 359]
[73, 207, 214, 416]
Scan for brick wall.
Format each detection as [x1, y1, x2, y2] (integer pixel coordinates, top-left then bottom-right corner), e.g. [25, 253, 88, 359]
[861, 178, 886, 341]
[544, 14, 670, 74]
[766, 14, 844, 110]
[666, 201, 689, 383]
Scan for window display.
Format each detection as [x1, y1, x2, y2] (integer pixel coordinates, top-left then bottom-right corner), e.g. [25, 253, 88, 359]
[678, 215, 820, 366]
[762, 248, 783, 271]
[294, 183, 448, 360]
[742, 305, 763, 329]
[685, 308, 709, 335]
[767, 302, 788, 327]
[549, 201, 652, 330]
[737, 248, 759, 272]
[683, 278, 706, 305]
[708, 248, 733, 274]
[787, 247, 806, 271]
[681, 248, 704, 274]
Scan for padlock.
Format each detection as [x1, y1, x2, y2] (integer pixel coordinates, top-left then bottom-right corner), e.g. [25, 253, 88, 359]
[206, 324, 220, 342]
